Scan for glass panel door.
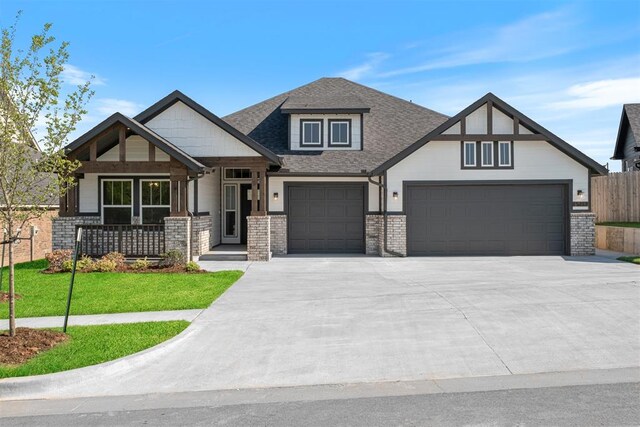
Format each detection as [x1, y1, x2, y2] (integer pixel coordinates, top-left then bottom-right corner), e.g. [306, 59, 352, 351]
[222, 184, 240, 243]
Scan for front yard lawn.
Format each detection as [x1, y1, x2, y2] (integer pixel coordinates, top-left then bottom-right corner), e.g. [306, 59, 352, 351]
[618, 256, 640, 265]
[596, 222, 640, 228]
[0, 260, 242, 318]
[0, 321, 189, 378]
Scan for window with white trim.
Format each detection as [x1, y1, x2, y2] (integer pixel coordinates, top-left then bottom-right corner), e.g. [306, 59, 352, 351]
[140, 180, 170, 224]
[329, 120, 350, 146]
[481, 141, 494, 167]
[463, 141, 476, 166]
[499, 141, 511, 167]
[301, 120, 322, 146]
[102, 180, 132, 224]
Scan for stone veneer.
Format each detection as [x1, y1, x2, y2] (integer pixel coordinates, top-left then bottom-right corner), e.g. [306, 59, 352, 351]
[191, 216, 212, 257]
[270, 215, 287, 255]
[570, 212, 596, 256]
[247, 216, 271, 261]
[164, 217, 191, 260]
[52, 216, 101, 251]
[365, 214, 407, 257]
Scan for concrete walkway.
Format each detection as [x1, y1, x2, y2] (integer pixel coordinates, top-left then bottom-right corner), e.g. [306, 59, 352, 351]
[0, 309, 202, 330]
[0, 255, 638, 401]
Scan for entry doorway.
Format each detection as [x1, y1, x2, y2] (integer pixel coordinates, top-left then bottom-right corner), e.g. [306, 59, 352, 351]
[221, 182, 253, 245]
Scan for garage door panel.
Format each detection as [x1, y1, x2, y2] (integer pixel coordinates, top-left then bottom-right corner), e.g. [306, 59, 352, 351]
[407, 184, 567, 256]
[288, 184, 365, 254]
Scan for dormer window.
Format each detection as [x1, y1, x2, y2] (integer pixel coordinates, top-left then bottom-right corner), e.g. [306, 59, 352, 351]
[329, 120, 351, 147]
[301, 120, 322, 147]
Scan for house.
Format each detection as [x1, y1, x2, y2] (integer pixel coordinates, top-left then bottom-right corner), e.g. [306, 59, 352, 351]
[612, 104, 640, 171]
[52, 78, 607, 261]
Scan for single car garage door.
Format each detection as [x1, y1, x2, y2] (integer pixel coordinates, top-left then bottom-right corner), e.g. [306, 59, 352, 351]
[287, 183, 365, 254]
[406, 183, 568, 256]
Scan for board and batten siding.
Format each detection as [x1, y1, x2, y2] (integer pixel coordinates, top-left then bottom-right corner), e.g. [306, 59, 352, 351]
[97, 135, 170, 162]
[145, 101, 259, 157]
[289, 114, 362, 150]
[268, 176, 379, 212]
[622, 125, 638, 171]
[385, 139, 589, 212]
[441, 105, 533, 135]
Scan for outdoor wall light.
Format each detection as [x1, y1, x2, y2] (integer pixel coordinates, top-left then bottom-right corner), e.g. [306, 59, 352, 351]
[273, 192, 279, 201]
[577, 189, 584, 198]
[392, 191, 399, 200]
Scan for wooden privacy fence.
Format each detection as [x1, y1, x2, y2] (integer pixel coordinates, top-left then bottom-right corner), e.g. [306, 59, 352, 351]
[591, 171, 640, 222]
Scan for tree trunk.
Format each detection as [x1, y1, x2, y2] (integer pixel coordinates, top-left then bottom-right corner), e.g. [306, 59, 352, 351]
[8, 228, 15, 337]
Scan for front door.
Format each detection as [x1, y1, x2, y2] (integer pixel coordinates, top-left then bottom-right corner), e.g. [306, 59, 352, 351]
[240, 183, 252, 244]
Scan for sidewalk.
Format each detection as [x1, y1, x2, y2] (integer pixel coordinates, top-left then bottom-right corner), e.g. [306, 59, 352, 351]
[0, 309, 203, 330]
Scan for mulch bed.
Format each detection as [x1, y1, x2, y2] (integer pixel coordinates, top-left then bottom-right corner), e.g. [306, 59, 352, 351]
[42, 265, 207, 274]
[0, 328, 68, 365]
[0, 292, 22, 303]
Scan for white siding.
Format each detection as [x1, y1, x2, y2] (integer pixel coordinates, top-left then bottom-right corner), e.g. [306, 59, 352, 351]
[290, 114, 362, 150]
[78, 174, 99, 213]
[492, 107, 513, 134]
[386, 139, 590, 211]
[146, 101, 259, 157]
[267, 176, 379, 212]
[465, 104, 487, 134]
[442, 121, 460, 135]
[156, 147, 170, 161]
[98, 135, 150, 161]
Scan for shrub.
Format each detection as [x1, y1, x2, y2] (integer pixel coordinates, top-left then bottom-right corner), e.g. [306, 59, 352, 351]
[77, 255, 94, 272]
[131, 257, 151, 271]
[92, 258, 117, 272]
[45, 249, 72, 272]
[102, 252, 126, 269]
[185, 261, 200, 273]
[161, 249, 186, 267]
[61, 259, 73, 272]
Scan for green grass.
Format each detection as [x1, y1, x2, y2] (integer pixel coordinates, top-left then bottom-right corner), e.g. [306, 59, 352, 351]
[0, 321, 189, 378]
[0, 260, 243, 318]
[617, 256, 640, 265]
[596, 222, 640, 228]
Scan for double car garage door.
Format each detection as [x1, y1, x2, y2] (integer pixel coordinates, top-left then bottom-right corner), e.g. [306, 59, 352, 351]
[286, 182, 568, 256]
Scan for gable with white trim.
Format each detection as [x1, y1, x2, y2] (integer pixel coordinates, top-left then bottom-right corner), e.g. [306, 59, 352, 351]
[145, 101, 260, 157]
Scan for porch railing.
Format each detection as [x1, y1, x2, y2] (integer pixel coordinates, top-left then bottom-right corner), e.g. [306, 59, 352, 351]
[76, 224, 166, 257]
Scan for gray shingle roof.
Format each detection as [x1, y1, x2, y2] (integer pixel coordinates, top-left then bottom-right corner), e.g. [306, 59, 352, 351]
[223, 77, 449, 174]
[624, 104, 640, 141]
[280, 94, 370, 112]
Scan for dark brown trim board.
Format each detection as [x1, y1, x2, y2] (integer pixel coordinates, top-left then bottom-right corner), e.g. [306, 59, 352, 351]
[327, 118, 353, 148]
[299, 119, 324, 148]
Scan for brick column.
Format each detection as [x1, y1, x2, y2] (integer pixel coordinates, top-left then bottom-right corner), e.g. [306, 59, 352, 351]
[247, 215, 271, 261]
[270, 215, 287, 255]
[365, 214, 406, 257]
[52, 216, 101, 251]
[191, 216, 212, 257]
[570, 212, 596, 255]
[366, 214, 382, 255]
[164, 216, 191, 260]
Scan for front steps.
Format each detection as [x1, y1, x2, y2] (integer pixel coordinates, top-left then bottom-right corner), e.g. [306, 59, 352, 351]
[198, 245, 248, 261]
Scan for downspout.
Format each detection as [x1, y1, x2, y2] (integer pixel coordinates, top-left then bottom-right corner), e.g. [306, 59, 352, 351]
[368, 172, 404, 257]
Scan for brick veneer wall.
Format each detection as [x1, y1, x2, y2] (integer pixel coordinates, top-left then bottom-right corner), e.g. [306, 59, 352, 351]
[365, 214, 407, 257]
[52, 216, 101, 251]
[570, 212, 596, 256]
[247, 215, 271, 261]
[191, 216, 212, 257]
[270, 215, 287, 255]
[1, 209, 58, 264]
[164, 217, 191, 260]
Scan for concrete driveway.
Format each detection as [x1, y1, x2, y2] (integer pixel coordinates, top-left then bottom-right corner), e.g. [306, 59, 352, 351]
[1, 256, 638, 400]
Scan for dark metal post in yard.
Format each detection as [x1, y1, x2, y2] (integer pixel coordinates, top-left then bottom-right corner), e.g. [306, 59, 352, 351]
[63, 227, 83, 333]
[0, 240, 5, 293]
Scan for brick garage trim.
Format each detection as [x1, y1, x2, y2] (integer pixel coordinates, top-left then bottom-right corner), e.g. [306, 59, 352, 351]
[270, 215, 287, 255]
[570, 212, 596, 256]
[365, 214, 406, 257]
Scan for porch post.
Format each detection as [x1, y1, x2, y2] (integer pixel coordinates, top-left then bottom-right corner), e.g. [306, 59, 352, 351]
[260, 170, 267, 214]
[250, 169, 258, 215]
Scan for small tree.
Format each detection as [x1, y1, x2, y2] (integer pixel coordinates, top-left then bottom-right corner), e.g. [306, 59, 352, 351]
[0, 13, 93, 336]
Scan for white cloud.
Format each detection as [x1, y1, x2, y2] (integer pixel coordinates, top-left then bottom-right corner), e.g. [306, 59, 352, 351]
[548, 77, 640, 110]
[93, 98, 144, 117]
[62, 64, 106, 86]
[337, 52, 389, 80]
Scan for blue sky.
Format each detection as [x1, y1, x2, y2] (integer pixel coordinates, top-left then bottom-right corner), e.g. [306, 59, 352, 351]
[2, 0, 639, 170]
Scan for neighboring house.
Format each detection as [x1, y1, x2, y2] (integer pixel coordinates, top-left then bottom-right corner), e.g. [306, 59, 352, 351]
[52, 77, 607, 261]
[612, 104, 640, 171]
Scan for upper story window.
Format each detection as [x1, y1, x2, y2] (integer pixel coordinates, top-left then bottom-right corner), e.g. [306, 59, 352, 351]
[329, 120, 351, 146]
[301, 120, 322, 147]
[462, 141, 513, 169]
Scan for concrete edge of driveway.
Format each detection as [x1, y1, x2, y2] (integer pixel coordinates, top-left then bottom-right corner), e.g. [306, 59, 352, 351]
[0, 367, 638, 418]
